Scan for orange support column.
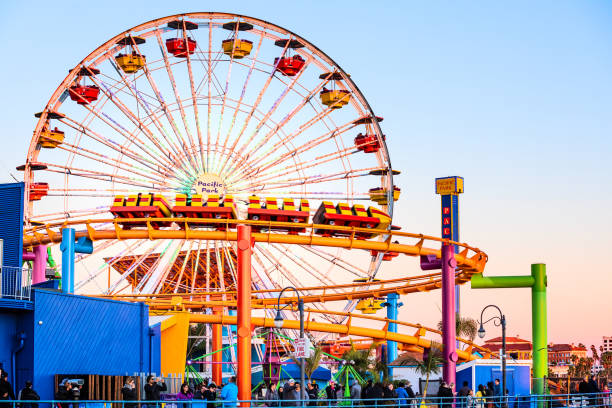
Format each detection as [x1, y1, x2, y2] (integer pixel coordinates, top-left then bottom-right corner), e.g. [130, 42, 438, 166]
[237, 225, 252, 404]
[212, 308, 223, 386]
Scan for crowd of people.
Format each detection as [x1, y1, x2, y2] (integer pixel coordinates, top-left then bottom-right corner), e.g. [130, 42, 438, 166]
[1, 369, 612, 408]
[258, 378, 417, 407]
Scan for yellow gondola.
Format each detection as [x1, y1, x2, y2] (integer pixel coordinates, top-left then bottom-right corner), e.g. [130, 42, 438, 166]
[115, 53, 146, 73]
[320, 89, 351, 109]
[221, 39, 253, 58]
[39, 127, 64, 148]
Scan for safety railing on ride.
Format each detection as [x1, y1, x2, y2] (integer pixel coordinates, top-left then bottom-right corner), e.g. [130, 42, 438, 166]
[0, 266, 32, 300]
[3, 394, 612, 408]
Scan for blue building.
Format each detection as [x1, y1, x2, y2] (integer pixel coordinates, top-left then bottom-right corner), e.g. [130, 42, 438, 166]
[0, 288, 160, 399]
[455, 359, 531, 396]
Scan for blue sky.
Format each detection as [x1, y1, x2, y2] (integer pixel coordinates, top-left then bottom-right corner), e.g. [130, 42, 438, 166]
[1, 1, 611, 347]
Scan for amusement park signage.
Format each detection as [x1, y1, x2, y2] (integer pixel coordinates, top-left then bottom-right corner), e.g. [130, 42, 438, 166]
[194, 173, 226, 198]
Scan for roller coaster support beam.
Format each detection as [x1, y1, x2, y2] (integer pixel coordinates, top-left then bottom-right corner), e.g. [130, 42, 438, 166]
[471, 264, 548, 397]
[441, 243, 458, 391]
[237, 225, 252, 405]
[212, 307, 223, 386]
[23, 245, 47, 284]
[60, 228, 93, 293]
[384, 293, 402, 379]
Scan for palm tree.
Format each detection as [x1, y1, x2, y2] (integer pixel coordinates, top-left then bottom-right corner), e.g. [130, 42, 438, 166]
[437, 315, 478, 347]
[394, 344, 444, 400]
[341, 343, 388, 383]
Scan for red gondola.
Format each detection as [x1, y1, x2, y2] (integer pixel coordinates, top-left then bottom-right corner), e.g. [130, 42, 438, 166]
[29, 182, 49, 201]
[354, 133, 385, 153]
[166, 38, 197, 57]
[68, 85, 100, 105]
[274, 55, 305, 76]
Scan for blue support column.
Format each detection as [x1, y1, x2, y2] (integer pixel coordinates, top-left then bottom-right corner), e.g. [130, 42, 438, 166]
[385, 292, 402, 379]
[60, 228, 93, 294]
[60, 228, 75, 294]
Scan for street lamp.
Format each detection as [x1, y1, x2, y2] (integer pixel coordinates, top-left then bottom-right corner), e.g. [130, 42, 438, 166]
[275, 286, 305, 404]
[479, 305, 507, 406]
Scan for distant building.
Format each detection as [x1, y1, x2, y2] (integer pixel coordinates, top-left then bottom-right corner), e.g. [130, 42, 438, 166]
[483, 336, 532, 360]
[548, 343, 587, 365]
[603, 336, 612, 353]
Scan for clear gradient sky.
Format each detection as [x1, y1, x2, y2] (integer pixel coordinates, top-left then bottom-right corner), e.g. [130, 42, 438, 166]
[1, 1, 611, 347]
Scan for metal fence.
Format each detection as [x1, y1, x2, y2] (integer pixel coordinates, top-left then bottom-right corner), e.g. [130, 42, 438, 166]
[3, 393, 612, 408]
[0, 265, 32, 300]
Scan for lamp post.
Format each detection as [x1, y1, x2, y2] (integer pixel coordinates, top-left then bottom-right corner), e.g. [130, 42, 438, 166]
[478, 305, 507, 406]
[274, 286, 305, 404]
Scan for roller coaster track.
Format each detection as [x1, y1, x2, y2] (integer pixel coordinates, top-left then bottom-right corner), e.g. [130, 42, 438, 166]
[23, 217, 487, 271]
[101, 270, 478, 306]
[154, 308, 497, 362]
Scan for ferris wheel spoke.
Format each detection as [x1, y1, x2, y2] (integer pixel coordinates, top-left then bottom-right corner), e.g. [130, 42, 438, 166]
[43, 162, 171, 190]
[216, 34, 291, 177]
[85, 74, 185, 173]
[223, 54, 314, 180]
[236, 143, 360, 188]
[155, 30, 203, 173]
[58, 117, 177, 180]
[103, 53, 196, 177]
[173, 241, 194, 293]
[67, 98, 180, 175]
[73, 239, 128, 291]
[213, 31, 265, 176]
[127, 39, 203, 177]
[106, 240, 165, 294]
[49, 136, 177, 186]
[229, 105, 344, 181]
[227, 72, 328, 179]
[269, 243, 336, 288]
[182, 24, 207, 173]
[235, 166, 380, 193]
[300, 246, 369, 277]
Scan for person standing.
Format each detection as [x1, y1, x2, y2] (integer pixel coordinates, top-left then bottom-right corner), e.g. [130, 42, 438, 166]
[382, 383, 397, 407]
[195, 383, 208, 400]
[144, 376, 167, 403]
[350, 380, 362, 403]
[282, 379, 297, 406]
[220, 377, 238, 408]
[205, 383, 218, 408]
[306, 383, 317, 407]
[291, 383, 307, 407]
[492, 380, 502, 408]
[405, 381, 416, 408]
[0, 372, 15, 408]
[18, 381, 40, 408]
[458, 382, 471, 408]
[264, 383, 280, 407]
[437, 382, 453, 408]
[361, 380, 372, 402]
[177, 383, 194, 408]
[396, 382, 409, 408]
[325, 381, 338, 405]
[121, 377, 138, 408]
[475, 385, 485, 408]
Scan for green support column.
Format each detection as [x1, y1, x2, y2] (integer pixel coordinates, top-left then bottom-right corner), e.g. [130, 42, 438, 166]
[471, 263, 548, 396]
[531, 264, 548, 396]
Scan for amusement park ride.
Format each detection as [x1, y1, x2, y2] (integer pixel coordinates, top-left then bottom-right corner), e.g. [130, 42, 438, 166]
[16, 11, 549, 400]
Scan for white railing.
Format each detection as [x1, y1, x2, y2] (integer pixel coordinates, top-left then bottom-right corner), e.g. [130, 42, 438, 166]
[0, 266, 32, 300]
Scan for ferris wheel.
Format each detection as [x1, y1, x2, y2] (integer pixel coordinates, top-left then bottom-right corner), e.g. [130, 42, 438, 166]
[23, 12, 399, 324]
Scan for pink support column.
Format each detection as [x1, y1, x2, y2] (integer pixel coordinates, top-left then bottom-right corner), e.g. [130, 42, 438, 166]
[441, 243, 458, 391]
[32, 245, 48, 284]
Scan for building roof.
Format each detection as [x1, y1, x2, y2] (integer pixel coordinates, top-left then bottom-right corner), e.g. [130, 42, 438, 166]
[486, 343, 533, 352]
[548, 343, 587, 352]
[484, 336, 531, 345]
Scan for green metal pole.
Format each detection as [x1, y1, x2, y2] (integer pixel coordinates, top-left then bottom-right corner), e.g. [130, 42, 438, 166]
[471, 264, 548, 397]
[531, 264, 548, 396]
